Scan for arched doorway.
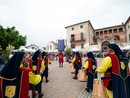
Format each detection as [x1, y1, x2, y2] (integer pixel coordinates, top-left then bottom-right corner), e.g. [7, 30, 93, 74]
[101, 41, 110, 52]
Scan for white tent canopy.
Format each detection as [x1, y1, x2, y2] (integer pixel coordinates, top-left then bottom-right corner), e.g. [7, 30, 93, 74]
[11, 46, 36, 53]
[72, 48, 76, 52]
[25, 48, 36, 53]
[53, 49, 58, 52]
[19, 46, 27, 51]
[75, 46, 81, 51]
[122, 45, 130, 50]
[89, 47, 100, 52]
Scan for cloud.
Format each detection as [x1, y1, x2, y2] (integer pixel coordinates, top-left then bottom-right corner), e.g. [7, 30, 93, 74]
[0, 0, 130, 47]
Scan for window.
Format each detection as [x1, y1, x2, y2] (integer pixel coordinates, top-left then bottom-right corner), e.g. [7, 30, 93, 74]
[104, 30, 107, 34]
[96, 32, 99, 36]
[71, 34, 75, 41]
[80, 32, 84, 40]
[100, 31, 103, 35]
[113, 29, 117, 33]
[114, 35, 120, 40]
[50, 45, 52, 50]
[80, 25, 83, 28]
[72, 27, 74, 30]
[109, 29, 112, 34]
[81, 43, 84, 49]
[71, 44, 75, 48]
[119, 28, 123, 32]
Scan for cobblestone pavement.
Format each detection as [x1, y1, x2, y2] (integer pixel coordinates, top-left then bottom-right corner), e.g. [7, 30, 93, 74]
[78, 88, 92, 98]
[30, 58, 103, 98]
[78, 58, 103, 98]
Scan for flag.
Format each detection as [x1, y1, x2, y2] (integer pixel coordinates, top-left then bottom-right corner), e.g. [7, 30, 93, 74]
[58, 39, 65, 52]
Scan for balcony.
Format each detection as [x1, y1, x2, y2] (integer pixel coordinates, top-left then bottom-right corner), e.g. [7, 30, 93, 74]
[70, 37, 86, 42]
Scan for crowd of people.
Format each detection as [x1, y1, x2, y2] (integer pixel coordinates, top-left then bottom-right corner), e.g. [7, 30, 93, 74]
[0, 49, 66, 98]
[69, 43, 130, 98]
[0, 43, 130, 98]
[0, 50, 52, 98]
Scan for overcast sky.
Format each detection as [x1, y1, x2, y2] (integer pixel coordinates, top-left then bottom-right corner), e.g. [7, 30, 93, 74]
[0, 0, 130, 48]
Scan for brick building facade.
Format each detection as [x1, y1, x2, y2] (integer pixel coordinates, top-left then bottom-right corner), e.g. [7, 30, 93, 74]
[65, 16, 130, 52]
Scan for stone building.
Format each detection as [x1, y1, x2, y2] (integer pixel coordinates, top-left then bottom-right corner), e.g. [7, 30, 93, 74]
[65, 16, 130, 52]
[46, 41, 58, 52]
[26, 44, 39, 50]
[65, 20, 94, 51]
[125, 16, 130, 42]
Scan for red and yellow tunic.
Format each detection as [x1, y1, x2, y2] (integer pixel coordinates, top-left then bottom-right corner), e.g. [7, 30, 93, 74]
[28, 58, 45, 75]
[97, 52, 130, 98]
[0, 67, 41, 98]
[58, 53, 64, 63]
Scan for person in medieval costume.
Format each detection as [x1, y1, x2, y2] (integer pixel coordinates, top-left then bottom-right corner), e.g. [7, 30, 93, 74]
[70, 51, 82, 79]
[29, 50, 45, 98]
[96, 43, 130, 98]
[83, 52, 97, 93]
[58, 51, 64, 67]
[0, 52, 41, 98]
[42, 51, 50, 83]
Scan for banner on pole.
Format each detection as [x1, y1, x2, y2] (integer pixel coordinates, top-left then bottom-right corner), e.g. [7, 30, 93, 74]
[58, 39, 65, 52]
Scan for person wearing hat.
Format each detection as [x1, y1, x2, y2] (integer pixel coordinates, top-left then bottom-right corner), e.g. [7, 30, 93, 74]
[0, 52, 41, 98]
[42, 51, 50, 83]
[96, 43, 130, 98]
[70, 51, 82, 79]
[83, 52, 97, 93]
[29, 50, 45, 98]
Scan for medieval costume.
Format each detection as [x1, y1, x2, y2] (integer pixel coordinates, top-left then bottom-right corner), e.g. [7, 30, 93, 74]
[29, 50, 45, 98]
[58, 51, 64, 67]
[84, 52, 97, 92]
[71, 51, 76, 60]
[96, 43, 130, 98]
[0, 52, 41, 98]
[71, 51, 82, 79]
[42, 51, 50, 83]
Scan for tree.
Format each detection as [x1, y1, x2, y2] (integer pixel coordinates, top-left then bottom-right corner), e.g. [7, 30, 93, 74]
[12, 35, 27, 49]
[64, 48, 71, 58]
[0, 25, 27, 51]
[0, 25, 8, 50]
[5, 26, 19, 45]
